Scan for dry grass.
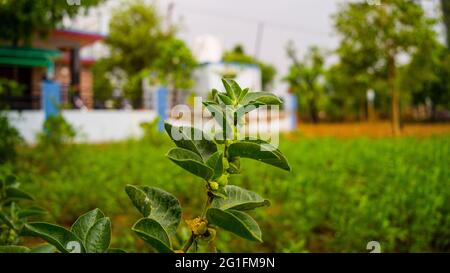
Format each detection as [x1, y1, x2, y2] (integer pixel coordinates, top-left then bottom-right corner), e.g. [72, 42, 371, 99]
[295, 122, 450, 138]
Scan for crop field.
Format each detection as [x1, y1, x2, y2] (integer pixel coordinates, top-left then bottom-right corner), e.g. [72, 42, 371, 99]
[8, 132, 449, 253]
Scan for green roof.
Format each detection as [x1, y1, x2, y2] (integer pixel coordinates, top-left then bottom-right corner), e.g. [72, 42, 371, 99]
[0, 46, 61, 67]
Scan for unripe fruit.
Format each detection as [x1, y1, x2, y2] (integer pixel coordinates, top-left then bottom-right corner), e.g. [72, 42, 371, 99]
[198, 227, 217, 244]
[209, 181, 219, 190]
[217, 174, 228, 186]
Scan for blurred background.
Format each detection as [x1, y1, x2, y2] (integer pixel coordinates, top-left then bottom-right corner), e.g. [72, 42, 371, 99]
[0, 0, 449, 252]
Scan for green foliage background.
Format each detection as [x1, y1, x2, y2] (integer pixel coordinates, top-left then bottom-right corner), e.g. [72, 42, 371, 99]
[13, 135, 450, 252]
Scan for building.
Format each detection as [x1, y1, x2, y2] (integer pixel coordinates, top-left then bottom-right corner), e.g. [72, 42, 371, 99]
[0, 29, 105, 110]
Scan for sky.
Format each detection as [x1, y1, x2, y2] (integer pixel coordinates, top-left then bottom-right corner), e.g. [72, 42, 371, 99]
[67, 0, 443, 92]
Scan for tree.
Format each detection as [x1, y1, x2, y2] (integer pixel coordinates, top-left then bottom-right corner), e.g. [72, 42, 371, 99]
[334, 0, 438, 135]
[151, 38, 197, 92]
[442, 0, 450, 47]
[284, 43, 326, 123]
[0, 0, 104, 46]
[222, 45, 277, 90]
[102, 1, 196, 107]
[92, 59, 114, 108]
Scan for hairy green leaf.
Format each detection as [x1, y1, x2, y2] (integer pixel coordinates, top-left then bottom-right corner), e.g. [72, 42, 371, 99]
[166, 147, 214, 180]
[218, 93, 234, 105]
[228, 140, 291, 171]
[125, 185, 181, 235]
[164, 123, 217, 161]
[235, 101, 265, 121]
[241, 91, 282, 105]
[23, 223, 85, 253]
[206, 208, 262, 242]
[238, 88, 249, 103]
[5, 187, 33, 201]
[206, 151, 224, 179]
[221, 78, 238, 101]
[132, 218, 173, 253]
[71, 208, 105, 244]
[203, 101, 234, 139]
[85, 217, 111, 253]
[211, 185, 270, 211]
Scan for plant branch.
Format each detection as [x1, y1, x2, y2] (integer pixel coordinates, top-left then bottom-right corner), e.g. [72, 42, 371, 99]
[201, 193, 213, 219]
[182, 233, 195, 253]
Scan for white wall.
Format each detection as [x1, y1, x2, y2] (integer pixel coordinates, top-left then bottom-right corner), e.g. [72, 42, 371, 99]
[193, 62, 262, 97]
[6, 108, 293, 145]
[6, 110, 157, 144]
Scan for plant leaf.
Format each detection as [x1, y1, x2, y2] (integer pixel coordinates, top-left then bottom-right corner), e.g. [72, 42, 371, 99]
[218, 93, 233, 105]
[23, 222, 85, 253]
[206, 151, 224, 179]
[5, 187, 34, 200]
[164, 123, 217, 161]
[241, 91, 282, 105]
[235, 101, 265, 121]
[210, 187, 228, 199]
[221, 78, 237, 101]
[211, 185, 270, 211]
[71, 208, 105, 244]
[125, 185, 181, 235]
[238, 88, 249, 103]
[17, 206, 48, 219]
[0, 245, 30, 253]
[228, 140, 291, 171]
[206, 208, 262, 242]
[203, 101, 234, 139]
[85, 217, 111, 253]
[132, 218, 173, 253]
[166, 147, 214, 180]
[0, 211, 15, 229]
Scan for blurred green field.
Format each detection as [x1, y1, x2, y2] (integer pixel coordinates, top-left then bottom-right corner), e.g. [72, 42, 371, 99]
[11, 134, 450, 252]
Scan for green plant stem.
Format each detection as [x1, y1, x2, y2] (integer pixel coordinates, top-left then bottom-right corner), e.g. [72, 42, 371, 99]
[182, 233, 195, 253]
[183, 192, 214, 253]
[201, 194, 213, 219]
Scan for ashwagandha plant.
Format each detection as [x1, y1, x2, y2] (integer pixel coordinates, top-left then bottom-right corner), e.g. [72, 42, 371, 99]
[0, 174, 47, 249]
[126, 78, 291, 253]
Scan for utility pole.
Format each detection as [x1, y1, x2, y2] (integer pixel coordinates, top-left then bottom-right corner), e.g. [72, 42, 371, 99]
[254, 21, 265, 59]
[166, 2, 174, 33]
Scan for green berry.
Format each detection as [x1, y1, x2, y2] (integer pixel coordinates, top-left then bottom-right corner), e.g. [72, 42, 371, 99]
[209, 181, 219, 190]
[217, 175, 228, 186]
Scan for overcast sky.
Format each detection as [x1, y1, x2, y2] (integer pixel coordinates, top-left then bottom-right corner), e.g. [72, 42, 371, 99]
[69, 0, 443, 92]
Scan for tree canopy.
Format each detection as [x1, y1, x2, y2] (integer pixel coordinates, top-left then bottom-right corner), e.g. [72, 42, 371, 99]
[0, 0, 104, 46]
[95, 1, 196, 107]
[284, 43, 326, 123]
[333, 0, 439, 133]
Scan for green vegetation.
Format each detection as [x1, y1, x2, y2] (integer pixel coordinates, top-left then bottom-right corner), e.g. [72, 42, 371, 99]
[284, 44, 326, 123]
[94, 1, 197, 108]
[0, 0, 104, 46]
[0, 114, 22, 163]
[10, 134, 449, 252]
[0, 169, 47, 249]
